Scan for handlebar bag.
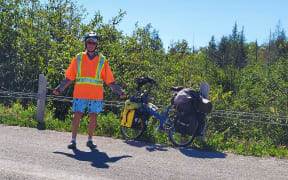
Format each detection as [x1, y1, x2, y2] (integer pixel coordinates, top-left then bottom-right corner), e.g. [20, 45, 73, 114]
[124, 99, 141, 110]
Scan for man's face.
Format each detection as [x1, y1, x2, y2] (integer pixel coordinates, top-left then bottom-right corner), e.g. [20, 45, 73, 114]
[86, 40, 97, 52]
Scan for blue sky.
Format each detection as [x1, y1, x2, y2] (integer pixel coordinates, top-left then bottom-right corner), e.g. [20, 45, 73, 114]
[76, 0, 288, 50]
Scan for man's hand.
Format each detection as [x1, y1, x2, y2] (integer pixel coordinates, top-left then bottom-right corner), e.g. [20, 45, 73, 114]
[120, 93, 126, 99]
[53, 78, 72, 96]
[53, 89, 60, 95]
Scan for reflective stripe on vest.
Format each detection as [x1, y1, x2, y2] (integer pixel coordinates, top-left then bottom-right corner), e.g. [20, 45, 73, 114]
[75, 52, 106, 86]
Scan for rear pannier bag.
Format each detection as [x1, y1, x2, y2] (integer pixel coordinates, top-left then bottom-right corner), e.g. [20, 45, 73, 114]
[174, 113, 198, 135]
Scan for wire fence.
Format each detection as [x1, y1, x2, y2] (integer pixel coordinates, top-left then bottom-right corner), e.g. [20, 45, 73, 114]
[211, 111, 288, 126]
[1, 89, 288, 126]
[0, 90, 125, 108]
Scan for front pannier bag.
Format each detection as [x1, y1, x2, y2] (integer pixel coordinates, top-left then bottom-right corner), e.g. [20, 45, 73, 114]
[121, 99, 141, 128]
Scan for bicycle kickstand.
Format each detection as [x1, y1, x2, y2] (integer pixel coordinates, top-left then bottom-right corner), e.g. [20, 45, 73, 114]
[152, 125, 160, 136]
[153, 125, 168, 136]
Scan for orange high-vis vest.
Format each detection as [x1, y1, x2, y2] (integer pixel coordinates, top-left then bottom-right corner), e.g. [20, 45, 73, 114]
[75, 52, 105, 86]
[65, 52, 115, 100]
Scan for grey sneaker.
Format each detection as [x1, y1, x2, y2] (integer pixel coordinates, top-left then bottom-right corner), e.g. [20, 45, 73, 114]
[68, 142, 76, 149]
[86, 141, 97, 149]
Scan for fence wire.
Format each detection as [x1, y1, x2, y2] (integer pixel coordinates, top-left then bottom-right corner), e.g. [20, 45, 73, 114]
[1, 89, 288, 126]
[211, 110, 288, 126]
[0, 90, 37, 99]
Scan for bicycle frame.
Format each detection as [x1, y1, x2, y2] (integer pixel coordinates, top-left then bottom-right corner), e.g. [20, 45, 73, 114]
[141, 103, 172, 129]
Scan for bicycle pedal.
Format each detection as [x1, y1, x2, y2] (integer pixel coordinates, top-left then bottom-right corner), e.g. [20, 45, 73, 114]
[157, 129, 166, 133]
[157, 127, 168, 133]
[163, 123, 171, 129]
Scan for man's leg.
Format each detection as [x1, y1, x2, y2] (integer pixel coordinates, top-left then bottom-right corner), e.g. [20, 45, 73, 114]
[87, 113, 97, 148]
[72, 111, 83, 138]
[68, 111, 83, 149]
[88, 113, 97, 139]
[86, 100, 102, 148]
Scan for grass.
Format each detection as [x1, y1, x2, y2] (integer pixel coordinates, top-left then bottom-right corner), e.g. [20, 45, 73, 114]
[0, 103, 287, 159]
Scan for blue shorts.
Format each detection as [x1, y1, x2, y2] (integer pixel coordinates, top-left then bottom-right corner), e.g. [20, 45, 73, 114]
[72, 98, 103, 113]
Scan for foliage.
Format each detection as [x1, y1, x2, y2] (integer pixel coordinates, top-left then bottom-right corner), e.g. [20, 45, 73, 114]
[0, 102, 37, 127]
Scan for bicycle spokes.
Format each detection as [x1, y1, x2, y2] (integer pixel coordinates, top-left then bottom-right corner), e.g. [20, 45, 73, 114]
[169, 127, 196, 147]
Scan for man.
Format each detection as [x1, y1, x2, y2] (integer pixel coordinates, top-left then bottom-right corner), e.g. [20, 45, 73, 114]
[53, 32, 126, 149]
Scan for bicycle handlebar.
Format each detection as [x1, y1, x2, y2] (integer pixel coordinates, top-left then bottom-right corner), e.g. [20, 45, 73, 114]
[136, 76, 157, 90]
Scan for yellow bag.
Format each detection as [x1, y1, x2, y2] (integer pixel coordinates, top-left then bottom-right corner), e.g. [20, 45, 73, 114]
[121, 109, 136, 128]
[121, 99, 142, 128]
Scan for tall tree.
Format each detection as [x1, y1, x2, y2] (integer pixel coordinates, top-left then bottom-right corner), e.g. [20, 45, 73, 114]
[0, 0, 25, 91]
[265, 21, 287, 64]
[207, 36, 218, 64]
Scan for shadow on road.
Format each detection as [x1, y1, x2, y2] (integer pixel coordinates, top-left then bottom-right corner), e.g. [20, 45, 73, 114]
[124, 140, 227, 158]
[179, 148, 227, 159]
[53, 148, 132, 168]
[124, 140, 169, 152]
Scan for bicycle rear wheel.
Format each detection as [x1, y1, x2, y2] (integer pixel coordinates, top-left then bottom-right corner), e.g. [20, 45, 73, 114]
[120, 117, 145, 140]
[168, 115, 198, 147]
[169, 127, 196, 147]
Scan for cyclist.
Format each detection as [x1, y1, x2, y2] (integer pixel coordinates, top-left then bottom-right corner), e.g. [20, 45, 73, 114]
[53, 32, 126, 149]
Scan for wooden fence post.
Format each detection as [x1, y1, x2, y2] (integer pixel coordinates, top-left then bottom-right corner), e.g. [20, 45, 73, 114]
[36, 74, 47, 130]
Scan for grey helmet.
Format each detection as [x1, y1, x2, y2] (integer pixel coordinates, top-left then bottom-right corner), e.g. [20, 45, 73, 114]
[84, 32, 99, 42]
[84, 32, 99, 50]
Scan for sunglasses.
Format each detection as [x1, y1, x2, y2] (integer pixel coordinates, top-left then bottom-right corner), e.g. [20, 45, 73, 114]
[87, 41, 97, 45]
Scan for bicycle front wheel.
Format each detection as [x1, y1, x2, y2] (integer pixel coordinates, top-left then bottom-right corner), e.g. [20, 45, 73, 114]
[120, 117, 145, 140]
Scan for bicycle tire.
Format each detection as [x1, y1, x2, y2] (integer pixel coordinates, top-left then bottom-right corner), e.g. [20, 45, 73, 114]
[120, 116, 145, 140]
[168, 116, 198, 147]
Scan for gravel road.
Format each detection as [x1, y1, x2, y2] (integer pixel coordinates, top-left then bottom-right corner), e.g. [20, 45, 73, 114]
[0, 124, 287, 180]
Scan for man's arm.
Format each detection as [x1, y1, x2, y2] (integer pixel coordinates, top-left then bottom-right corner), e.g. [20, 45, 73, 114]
[108, 81, 126, 99]
[53, 78, 73, 95]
